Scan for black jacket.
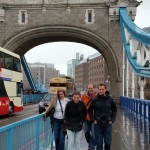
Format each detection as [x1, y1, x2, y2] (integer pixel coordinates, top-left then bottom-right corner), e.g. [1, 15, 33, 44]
[64, 100, 87, 132]
[88, 94, 117, 123]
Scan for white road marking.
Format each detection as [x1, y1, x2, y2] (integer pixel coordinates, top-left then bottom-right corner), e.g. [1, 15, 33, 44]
[0, 119, 9, 122]
[17, 112, 34, 117]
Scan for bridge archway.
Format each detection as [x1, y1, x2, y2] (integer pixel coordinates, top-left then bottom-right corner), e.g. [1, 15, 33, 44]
[2, 26, 121, 98]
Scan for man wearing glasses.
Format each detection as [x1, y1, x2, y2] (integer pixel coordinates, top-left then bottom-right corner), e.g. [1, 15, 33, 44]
[81, 84, 97, 150]
[88, 84, 117, 150]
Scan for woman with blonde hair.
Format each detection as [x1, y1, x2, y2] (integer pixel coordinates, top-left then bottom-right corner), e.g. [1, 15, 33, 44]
[44, 90, 69, 150]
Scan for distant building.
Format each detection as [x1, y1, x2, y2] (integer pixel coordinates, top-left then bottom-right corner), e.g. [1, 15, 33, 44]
[23, 62, 60, 91]
[75, 52, 108, 91]
[75, 59, 88, 91]
[67, 52, 84, 79]
[60, 74, 66, 77]
[88, 53, 108, 89]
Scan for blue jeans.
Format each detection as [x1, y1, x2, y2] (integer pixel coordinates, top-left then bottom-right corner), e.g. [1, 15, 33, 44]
[94, 124, 112, 150]
[53, 118, 65, 150]
[83, 121, 96, 149]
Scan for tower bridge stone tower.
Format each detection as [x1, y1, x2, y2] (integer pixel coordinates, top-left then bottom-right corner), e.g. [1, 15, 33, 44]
[0, 0, 139, 99]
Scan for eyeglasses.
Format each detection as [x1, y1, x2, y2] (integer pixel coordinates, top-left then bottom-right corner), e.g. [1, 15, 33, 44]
[88, 88, 93, 90]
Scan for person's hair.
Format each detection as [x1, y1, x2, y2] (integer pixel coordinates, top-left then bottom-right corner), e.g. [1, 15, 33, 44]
[88, 84, 94, 88]
[72, 91, 81, 97]
[98, 83, 106, 89]
[57, 90, 66, 96]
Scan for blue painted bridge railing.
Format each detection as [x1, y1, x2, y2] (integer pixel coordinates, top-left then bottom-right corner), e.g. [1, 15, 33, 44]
[23, 94, 45, 104]
[120, 96, 150, 123]
[0, 114, 54, 150]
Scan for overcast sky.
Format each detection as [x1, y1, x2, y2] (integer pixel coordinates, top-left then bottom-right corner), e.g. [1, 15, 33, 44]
[25, 1, 150, 75]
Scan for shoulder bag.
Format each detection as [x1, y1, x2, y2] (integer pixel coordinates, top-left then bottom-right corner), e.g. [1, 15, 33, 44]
[58, 99, 67, 134]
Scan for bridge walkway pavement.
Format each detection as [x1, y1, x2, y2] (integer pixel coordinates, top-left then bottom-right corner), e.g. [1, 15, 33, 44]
[48, 106, 150, 150]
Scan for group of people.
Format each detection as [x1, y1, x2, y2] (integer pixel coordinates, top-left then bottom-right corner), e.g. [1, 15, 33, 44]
[44, 83, 117, 150]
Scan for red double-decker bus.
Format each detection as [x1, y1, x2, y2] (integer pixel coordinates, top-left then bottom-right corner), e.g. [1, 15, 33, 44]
[0, 47, 23, 116]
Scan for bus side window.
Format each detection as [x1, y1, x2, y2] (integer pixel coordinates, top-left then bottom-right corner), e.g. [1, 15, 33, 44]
[13, 63, 18, 71]
[13, 57, 21, 72]
[6, 62, 12, 69]
[17, 82, 22, 97]
[4, 54, 13, 69]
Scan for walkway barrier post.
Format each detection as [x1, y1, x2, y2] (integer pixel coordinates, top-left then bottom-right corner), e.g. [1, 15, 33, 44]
[36, 117, 40, 150]
[144, 102, 147, 121]
[136, 100, 138, 116]
[139, 101, 142, 118]
[7, 128, 13, 150]
[134, 99, 136, 113]
[148, 104, 150, 122]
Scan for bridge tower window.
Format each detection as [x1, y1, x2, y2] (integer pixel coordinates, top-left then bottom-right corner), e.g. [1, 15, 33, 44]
[88, 10, 92, 22]
[18, 10, 28, 25]
[21, 11, 25, 23]
[85, 9, 95, 24]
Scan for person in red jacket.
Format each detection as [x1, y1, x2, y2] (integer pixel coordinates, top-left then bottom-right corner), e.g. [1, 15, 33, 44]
[81, 84, 97, 150]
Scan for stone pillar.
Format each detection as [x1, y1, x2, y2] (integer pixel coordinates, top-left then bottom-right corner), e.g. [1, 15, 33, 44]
[138, 76, 146, 99]
[126, 58, 129, 97]
[131, 70, 135, 98]
[122, 46, 125, 96]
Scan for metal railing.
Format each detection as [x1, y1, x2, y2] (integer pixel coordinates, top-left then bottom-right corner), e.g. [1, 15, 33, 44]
[120, 96, 150, 123]
[23, 94, 45, 104]
[0, 114, 54, 150]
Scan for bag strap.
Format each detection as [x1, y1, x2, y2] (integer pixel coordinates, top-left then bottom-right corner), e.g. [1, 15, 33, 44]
[86, 99, 91, 106]
[58, 99, 63, 116]
[86, 92, 95, 106]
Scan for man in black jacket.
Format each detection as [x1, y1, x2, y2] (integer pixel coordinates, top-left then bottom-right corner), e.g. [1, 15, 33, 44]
[88, 84, 117, 150]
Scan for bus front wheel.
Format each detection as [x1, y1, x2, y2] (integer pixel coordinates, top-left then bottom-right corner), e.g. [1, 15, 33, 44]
[8, 103, 14, 116]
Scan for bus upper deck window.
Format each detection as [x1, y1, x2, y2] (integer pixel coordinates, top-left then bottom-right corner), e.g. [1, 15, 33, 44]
[7, 62, 12, 69]
[13, 57, 21, 72]
[4, 54, 13, 69]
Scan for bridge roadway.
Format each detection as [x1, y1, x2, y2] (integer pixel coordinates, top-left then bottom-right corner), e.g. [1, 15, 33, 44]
[49, 107, 150, 150]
